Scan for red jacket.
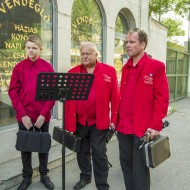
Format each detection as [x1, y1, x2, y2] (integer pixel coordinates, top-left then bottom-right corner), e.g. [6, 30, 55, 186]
[65, 61, 119, 132]
[116, 53, 169, 137]
[8, 57, 55, 123]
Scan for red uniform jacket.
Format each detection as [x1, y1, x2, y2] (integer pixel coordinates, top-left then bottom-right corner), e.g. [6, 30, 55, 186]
[65, 61, 119, 132]
[116, 53, 169, 137]
[8, 57, 55, 123]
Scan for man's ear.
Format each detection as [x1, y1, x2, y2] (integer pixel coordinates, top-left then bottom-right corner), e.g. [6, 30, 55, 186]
[141, 42, 146, 50]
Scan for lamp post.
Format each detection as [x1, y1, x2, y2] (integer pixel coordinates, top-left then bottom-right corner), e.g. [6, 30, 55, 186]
[188, 9, 190, 98]
[188, 9, 190, 54]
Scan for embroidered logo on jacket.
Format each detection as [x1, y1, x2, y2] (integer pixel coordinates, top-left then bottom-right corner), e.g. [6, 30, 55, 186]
[103, 74, 111, 82]
[143, 74, 153, 84]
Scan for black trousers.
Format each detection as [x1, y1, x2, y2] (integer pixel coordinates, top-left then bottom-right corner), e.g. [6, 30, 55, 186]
[117, 132, 150, 190]
[76, 123, 109, 190]
[18, 122, 50, 179]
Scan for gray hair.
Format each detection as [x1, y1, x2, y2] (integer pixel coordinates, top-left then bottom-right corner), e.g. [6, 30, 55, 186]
[80, 41, 98, 53]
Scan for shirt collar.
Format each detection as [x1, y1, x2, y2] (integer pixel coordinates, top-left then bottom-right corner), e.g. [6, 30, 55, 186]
[126, 52, 148, 68]
[27, 56, 40, 66]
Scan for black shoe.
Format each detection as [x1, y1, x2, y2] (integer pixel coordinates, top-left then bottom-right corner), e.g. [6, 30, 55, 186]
[73, 180, 91, 190]
[17, 178, 32, 190]
[40, 175, 55, 190]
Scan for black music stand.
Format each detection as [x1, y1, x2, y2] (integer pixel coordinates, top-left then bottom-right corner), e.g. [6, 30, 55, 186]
[35, 72, 94, 190]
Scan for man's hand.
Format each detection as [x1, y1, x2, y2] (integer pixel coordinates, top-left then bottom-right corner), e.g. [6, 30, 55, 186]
[146, 128, 160, 140]
[21, 115, 33, 130]
[34, 115, 45, 128]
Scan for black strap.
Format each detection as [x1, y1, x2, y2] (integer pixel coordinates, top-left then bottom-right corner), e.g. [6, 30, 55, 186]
[22, 130, 29, 151]
[108, 160, 112, 168]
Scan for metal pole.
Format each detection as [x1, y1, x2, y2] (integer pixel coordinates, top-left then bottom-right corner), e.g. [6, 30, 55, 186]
[158, 0, 161, 22]
[62, 101, 65, 190]
[188, 9, 190, 54]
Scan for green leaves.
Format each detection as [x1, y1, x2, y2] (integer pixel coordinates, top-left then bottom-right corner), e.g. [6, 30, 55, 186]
[149, 0, 189, 38]
[149, 0, 190, 19]
[162, 18, 185, 37]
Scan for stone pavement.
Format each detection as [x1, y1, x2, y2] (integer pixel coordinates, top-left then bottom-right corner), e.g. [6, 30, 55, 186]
[8, 98, 190, 190]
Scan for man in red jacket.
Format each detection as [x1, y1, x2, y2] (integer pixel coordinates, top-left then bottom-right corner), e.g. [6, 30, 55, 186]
[65, 42, 119, 190]
[116, 28, 169, 190]
[8, 35, 55, 190]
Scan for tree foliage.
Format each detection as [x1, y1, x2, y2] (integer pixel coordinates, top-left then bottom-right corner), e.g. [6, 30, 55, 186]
[162, 18, 185, 37]
[149, 0, 175, 19]
[175, 0, 190, 17]
[149, 0, 190, 19]
[149, 0, 189, 38]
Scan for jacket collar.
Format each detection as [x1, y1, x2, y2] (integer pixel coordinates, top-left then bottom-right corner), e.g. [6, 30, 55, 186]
[124, 52, 148, 69]
[80, 60, 100, 74]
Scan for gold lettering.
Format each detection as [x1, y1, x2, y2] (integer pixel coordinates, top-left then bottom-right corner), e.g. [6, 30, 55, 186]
[0, 2, 6, 13]
[0, 61, 17, 68]
[29, 0, 34, 9]
[14, 24, 38, 33]
[5, 0, 13, 9]
[13, 52, 26, 59]
[11, 33, 28, 41]
[13, 0, 20, 6]
[40, 8, 44, 17]
[72, 34, 101, 44]
[34, 4, 41, 12]
[14, 24, 20, 31]
[89, 17, 93, 25]
[72, 22, 77, 28]
[33, 27, 37, 33]
[72, 16, 99, 30]
[5, 42, 22, 49]
[44, 15, 50, 23]
[80, 16, 85, 23]
[76, 18, 81, 25]
[0, 1, 50, 22]
[85, 16, 88, 22]
[22, 0, 27, 6]
[19, 24, 24, 31]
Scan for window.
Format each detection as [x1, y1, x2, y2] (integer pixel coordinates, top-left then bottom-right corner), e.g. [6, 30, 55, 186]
[166, 48, 188, 101]
[71, 0, 103, 66]
[0, 0, 53, 126]
[114, 12, 129, 79]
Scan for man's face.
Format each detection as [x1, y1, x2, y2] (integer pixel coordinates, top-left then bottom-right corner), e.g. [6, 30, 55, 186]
[25, 41, 41, 62]
[126, 32, 145, 58]
[80, 46, 97, 68]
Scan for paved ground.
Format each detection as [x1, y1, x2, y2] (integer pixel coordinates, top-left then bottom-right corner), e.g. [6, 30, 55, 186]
[10, 98, 190, 190]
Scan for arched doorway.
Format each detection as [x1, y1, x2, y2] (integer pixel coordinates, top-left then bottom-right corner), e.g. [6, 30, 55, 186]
[71, 0, 105, 66]
[114, 8, 136, 79]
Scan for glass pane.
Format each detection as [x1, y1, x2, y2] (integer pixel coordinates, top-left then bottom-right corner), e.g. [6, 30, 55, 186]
[115, 15, 123, 33]
[114, 13, 129, 80]
[115, 12, 129, 35]
[114, 39, 128, 79]
[71, 0, 103, 67]
[166, 49, 176, 74]
[167, 76, 175, 100]
[177, 53, 188, 74]
[176, 76, 187, 98]
[0, 1, 53, 127]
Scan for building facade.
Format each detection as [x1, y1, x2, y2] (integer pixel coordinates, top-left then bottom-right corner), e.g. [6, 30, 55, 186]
[0, 0, 168, 164]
